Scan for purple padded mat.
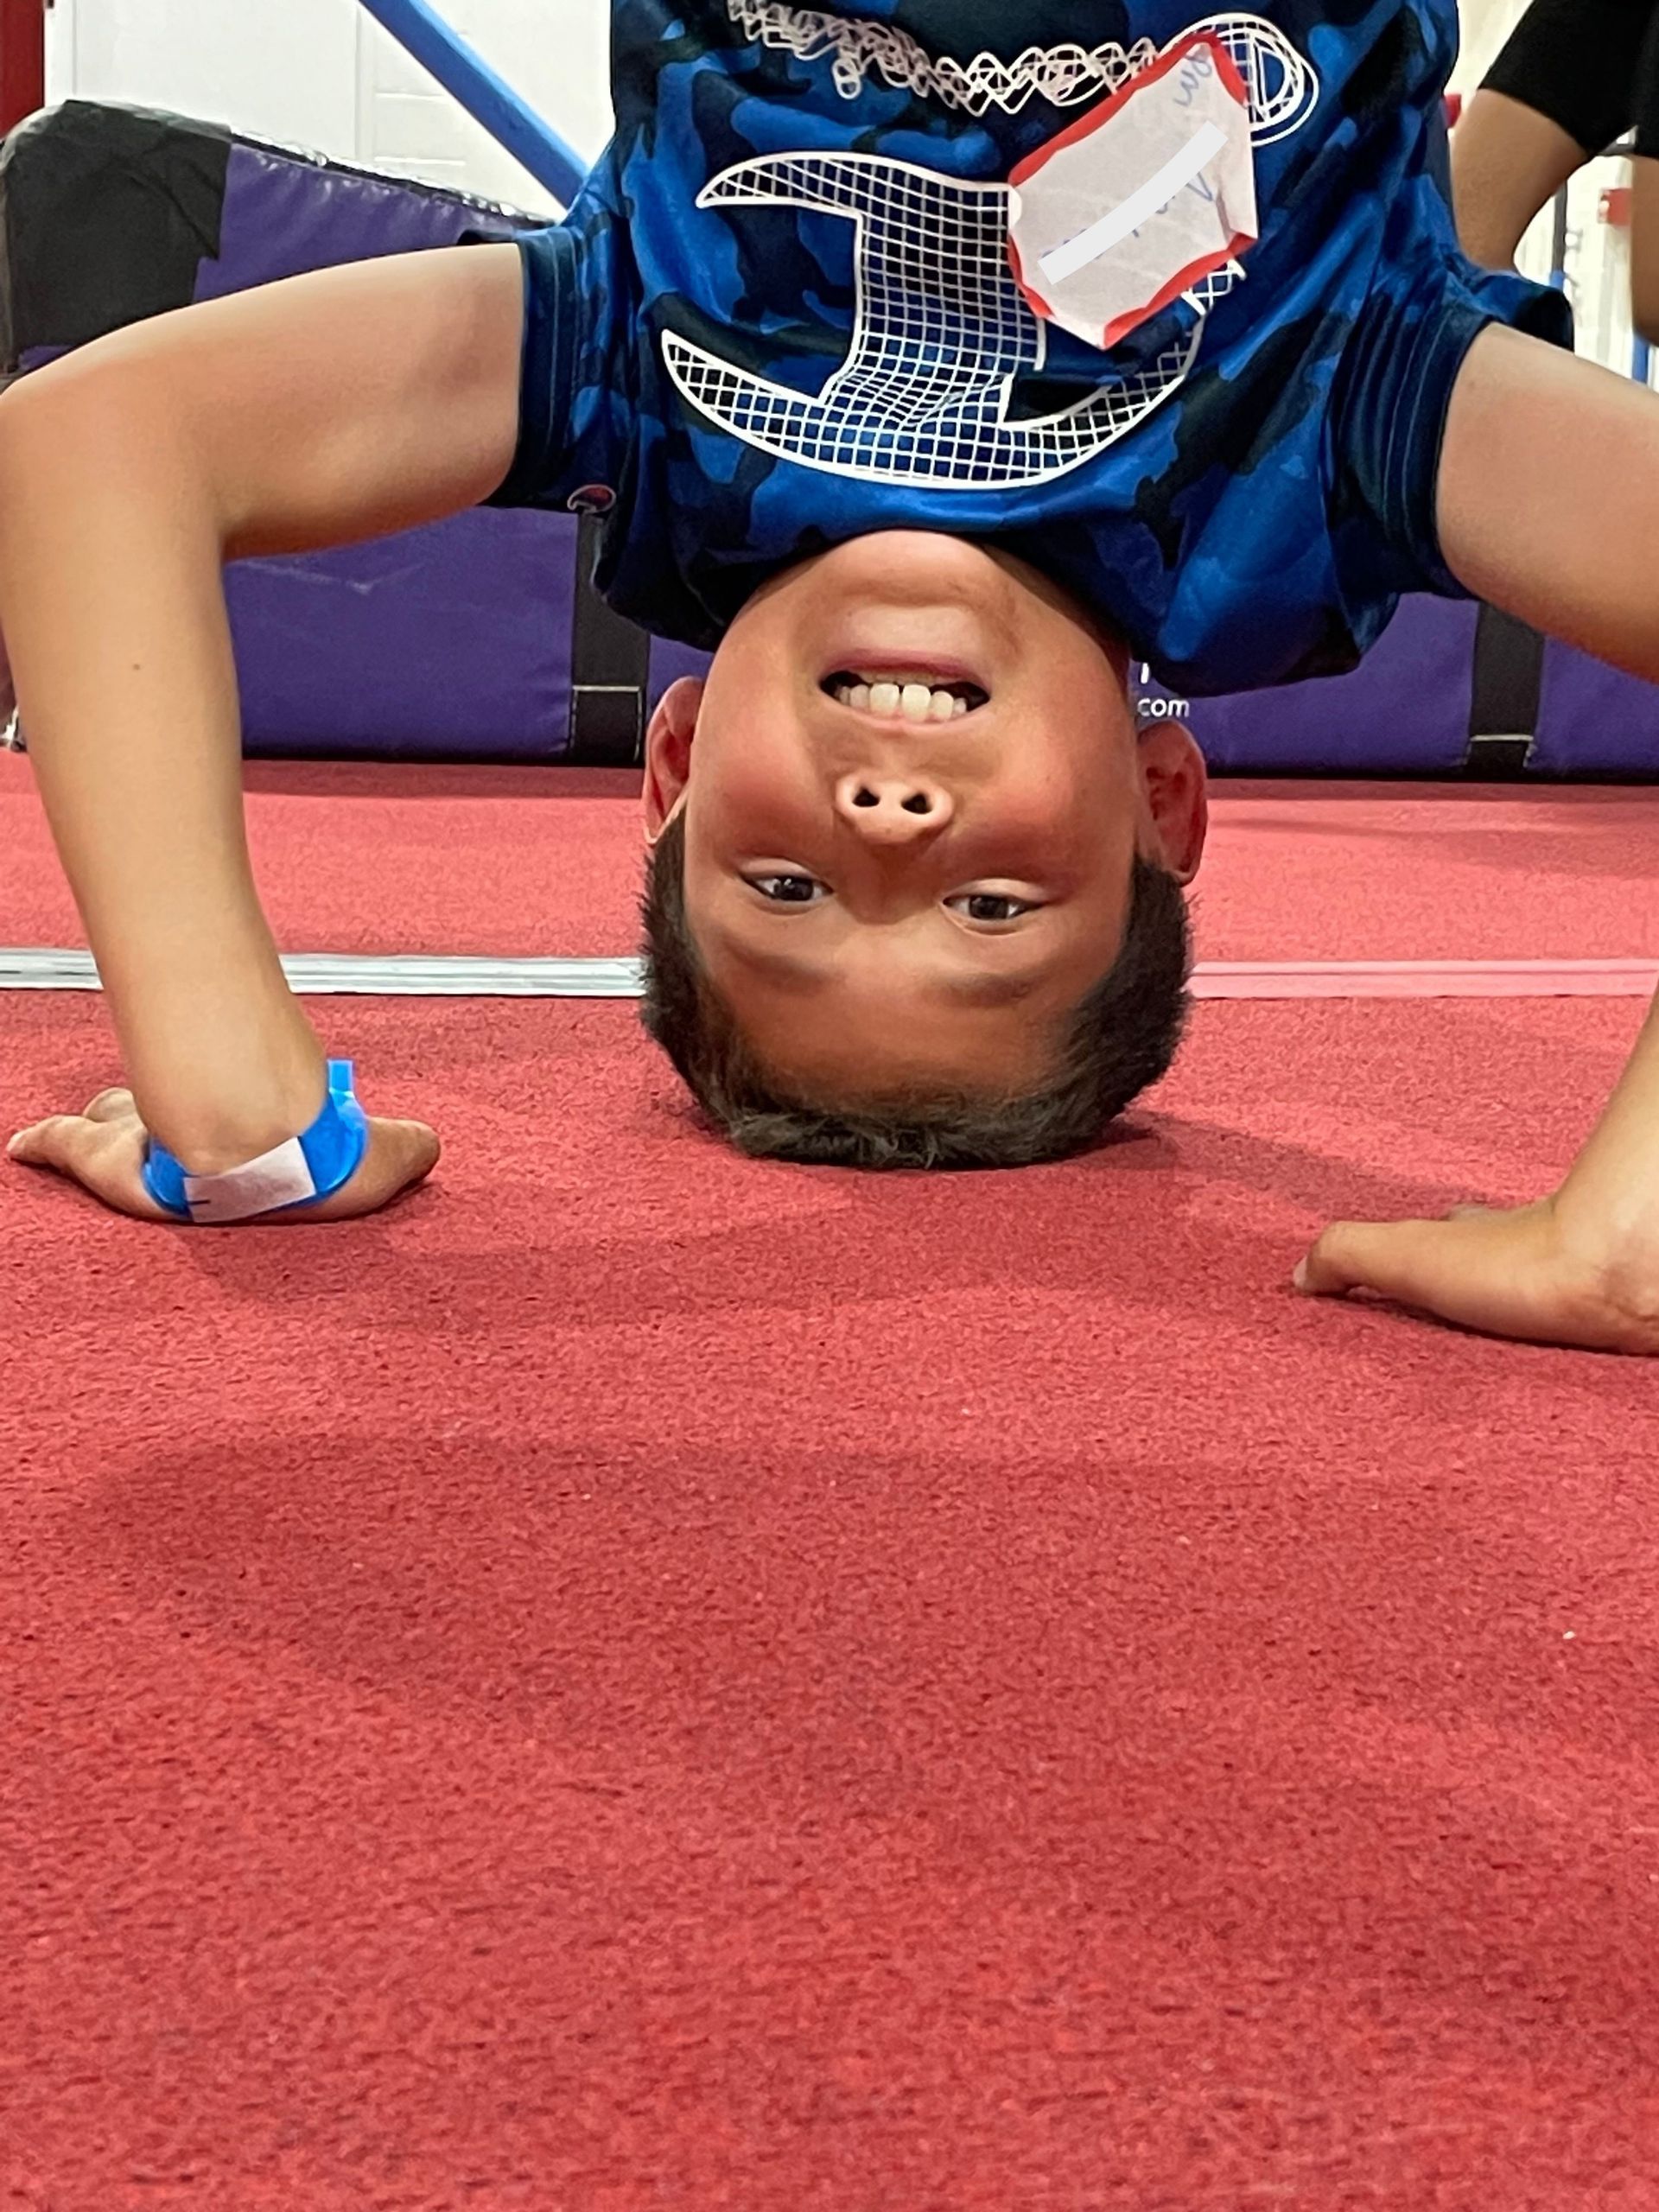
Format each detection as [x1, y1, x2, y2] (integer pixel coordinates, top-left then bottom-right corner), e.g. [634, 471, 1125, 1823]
[228, 512, 575, 761]
[1138, 596, 1481, 775]
[1533, 642, 1659, 779]
[195, 138, 569, 760]
[648, 639, 714, 713]
[197, 139, 523, 299]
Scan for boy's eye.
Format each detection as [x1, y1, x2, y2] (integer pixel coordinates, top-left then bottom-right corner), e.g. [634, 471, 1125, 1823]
[746, 880, 1039, 924]
[948, 893, 1039, 925]
[748, 874, 828, 905]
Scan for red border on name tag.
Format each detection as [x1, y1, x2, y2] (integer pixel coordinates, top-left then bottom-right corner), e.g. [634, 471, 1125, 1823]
[1007, 32, 1255, 351]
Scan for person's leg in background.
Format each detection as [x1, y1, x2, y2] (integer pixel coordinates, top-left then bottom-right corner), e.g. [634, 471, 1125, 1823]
[1453, 92, 1584, 268]
[1630, 11, 1659, 342]
[1452, 0, 1649, 268]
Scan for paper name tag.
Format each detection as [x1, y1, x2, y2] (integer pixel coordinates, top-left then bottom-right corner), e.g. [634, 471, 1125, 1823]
[182, 1135, 319, 1225]
[1008, 34, 1258, 353]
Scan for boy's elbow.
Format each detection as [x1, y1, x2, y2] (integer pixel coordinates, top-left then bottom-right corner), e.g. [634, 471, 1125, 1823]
[0, 372, 86, 568]
[0, 358, 127, 505]
[0, 368, 69, 488]
[0, 352, 219, 547]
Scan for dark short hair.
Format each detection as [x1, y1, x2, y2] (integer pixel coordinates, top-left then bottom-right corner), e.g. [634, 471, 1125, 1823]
[639, 809, 1192, 1168]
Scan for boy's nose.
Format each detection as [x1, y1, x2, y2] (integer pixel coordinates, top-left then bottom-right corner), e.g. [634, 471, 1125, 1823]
[834, 772, 955, 844]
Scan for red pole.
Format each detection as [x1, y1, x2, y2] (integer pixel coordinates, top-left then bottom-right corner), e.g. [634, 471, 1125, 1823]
[0, 0, 46, 136]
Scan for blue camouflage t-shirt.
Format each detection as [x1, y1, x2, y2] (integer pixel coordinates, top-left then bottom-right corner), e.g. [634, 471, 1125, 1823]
[493, 0, 1570, 693]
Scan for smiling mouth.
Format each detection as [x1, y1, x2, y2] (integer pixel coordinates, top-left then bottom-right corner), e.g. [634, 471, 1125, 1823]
[822, 670, 990, 724]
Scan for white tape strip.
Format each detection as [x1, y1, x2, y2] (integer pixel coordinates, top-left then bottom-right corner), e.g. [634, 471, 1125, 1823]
[182, 1135, 319, 1226]
[0, 951, 649, 997]
[3, 951, 1656, 1003]
[1040, 120, 1228, 285]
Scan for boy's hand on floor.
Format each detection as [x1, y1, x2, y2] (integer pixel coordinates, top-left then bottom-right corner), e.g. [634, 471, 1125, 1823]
[1294, 1194, 1659, 1357]
[8, 1088, 440, 1224]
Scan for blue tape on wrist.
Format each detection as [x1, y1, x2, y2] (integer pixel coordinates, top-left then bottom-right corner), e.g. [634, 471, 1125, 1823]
[143, 1061, 370, 1224]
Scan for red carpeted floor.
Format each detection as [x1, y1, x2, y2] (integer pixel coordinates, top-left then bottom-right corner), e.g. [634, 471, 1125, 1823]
[4, 760, 1659, 2209]
[4, 754, 1657, 961]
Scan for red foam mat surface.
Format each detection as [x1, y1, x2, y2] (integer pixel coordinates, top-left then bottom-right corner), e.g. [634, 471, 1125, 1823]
[5, 990, 1659, 2209]
[3, 755, 1656, 963]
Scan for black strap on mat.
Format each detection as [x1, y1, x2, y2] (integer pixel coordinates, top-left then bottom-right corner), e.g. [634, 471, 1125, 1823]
[568, 512, 652, 766]
[1465, 603, 1547, 778]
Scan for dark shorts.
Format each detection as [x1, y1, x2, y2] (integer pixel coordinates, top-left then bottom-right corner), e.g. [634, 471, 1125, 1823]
[1326, 238, 1575, 611]
[1484, 0, 1659, 160]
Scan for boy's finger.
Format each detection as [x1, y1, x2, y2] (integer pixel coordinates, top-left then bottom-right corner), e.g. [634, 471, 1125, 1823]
[82, 1088, 138, 1123]
[342, 1120, 442, 1203]
[364, 1120, 442, 1205]
[7, 1116, 85, 1170]
[1294, 1218, 1440, 1302]
[9, 1115, 162, 1218]
[1297, 1215, 1554, 1340]
[391, 1120, 442, 1183]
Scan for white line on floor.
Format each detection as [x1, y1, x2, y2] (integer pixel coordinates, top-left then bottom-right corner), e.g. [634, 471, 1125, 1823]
[3, 952, 1656, 1001]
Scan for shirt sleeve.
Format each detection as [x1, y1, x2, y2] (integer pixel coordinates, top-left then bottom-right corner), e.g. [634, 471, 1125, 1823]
[463, 220, 621, 512]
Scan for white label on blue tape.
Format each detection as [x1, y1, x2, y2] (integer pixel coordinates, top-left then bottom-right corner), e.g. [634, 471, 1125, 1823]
[182, 1136, 319, 1225]
[1008, 34, 1258, 352]
[1039, 121, 1229, 285]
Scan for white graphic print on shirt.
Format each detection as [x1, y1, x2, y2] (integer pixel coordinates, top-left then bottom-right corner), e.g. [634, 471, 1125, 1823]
[722, 0, 1317, 141]
[664, 13, 1319, 488]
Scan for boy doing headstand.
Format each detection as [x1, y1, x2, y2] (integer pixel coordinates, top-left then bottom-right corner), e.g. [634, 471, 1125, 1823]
[7, 1, 1659, 1352]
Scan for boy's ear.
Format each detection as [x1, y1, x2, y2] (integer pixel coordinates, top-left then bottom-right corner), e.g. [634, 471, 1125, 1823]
[643, 677, 705, 846]
[1136, 719, 1209, 886]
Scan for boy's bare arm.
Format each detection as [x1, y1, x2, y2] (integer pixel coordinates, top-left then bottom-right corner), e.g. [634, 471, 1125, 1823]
[0, 243, 524, 1179]
[1300, 325, 1659, 1351]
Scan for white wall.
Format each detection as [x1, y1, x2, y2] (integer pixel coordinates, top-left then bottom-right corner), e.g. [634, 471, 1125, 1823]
[357, 0, 612, 207]
[1448, 0, 1529, 93]
[47, 0, 360, 153]
[45, 0, 612, 214]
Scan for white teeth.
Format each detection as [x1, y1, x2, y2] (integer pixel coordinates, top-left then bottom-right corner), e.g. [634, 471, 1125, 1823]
[834, 674, 982, 721]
